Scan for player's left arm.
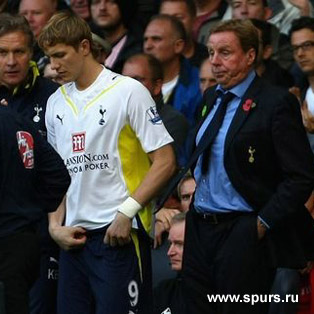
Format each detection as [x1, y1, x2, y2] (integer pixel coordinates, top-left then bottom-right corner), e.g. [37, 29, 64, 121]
[104, 144, 176, 247]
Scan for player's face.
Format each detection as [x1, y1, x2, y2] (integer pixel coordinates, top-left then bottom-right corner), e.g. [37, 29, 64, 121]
[291, 28, 314, 75]
[167, 221, 185, 271]
[208, 31, 255, 89]
[0, 31, 32, 90]
[44, 43, 86, 84]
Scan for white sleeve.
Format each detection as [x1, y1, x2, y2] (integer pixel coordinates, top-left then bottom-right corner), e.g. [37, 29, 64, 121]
[45, 93, 58, 150]
[126, 79, 173, 153]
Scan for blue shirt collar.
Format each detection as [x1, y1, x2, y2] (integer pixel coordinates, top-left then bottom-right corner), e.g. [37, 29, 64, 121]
[216, 70, 256, 99]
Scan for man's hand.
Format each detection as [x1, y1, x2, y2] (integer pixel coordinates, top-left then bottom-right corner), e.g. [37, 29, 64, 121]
[49, 225, 87, 250]
[301, 100, 314, 133]
[257, 219, 267, 240]
[154, 208, 181, 248]
[104, 212, 132, 247]
[0, 98, 8, 106]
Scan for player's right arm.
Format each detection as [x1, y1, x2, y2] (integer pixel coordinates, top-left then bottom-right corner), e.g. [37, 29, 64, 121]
[48, 197, 87, 250]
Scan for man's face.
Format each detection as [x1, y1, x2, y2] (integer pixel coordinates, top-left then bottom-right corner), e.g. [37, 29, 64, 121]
[90, 0, 122, 30]
[44, 43, 86, 84]
[70, 0, 90, 20]
[199, 59, 216, 94]
[291, 28, 314, 76]
[208, 31, 255, 89]
[19, 0, 56, 39]
[167, 221, 185, 271]
[159, 1, 194, 37]
[179, 178, 196, 212]
[231, 0, 271, 20]
[0, 31, 32, 90]
[122, 58, 159, 97]
[144, 19, 183, 64]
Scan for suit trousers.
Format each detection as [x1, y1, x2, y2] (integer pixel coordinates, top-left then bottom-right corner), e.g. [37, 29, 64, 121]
[0, 230, 40, 314]
[182, 207, 275, 314]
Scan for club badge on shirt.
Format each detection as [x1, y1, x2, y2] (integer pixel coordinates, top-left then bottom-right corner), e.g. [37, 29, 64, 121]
[16, 131, 34, 169]
[33, 104, 42, 123]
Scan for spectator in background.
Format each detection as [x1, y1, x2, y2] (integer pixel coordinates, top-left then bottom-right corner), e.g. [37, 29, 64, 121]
[177, 173, 196, 212]
[122, 53, 189, 165]
[19, 0, 57, 72]
[230, 0, 294, 70]
[144, 14, 202, 129]
[159, 0, 209, 68]
[153, 212, 186, 314]
[199, 58, 216, 94]
[70, 0, 90, 20]
[89, 0, 143, 73]
[193, 0, 228, 44]
[251, 18, 295, 88]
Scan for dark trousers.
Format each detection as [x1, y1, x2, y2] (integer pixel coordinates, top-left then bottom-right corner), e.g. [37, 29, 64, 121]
[0, 230, 40, 314]
[182, 207, 275, 314]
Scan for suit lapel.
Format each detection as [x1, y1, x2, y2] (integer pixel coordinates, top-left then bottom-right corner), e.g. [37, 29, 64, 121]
[224, 76, 262, 152]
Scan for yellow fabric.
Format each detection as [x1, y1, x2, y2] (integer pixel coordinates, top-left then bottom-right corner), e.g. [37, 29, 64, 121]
[118, 124, 153, 234]
[130, 230, 142, 282]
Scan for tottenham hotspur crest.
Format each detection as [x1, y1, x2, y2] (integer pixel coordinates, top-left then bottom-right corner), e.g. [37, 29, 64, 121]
[33, 104, 42, 123]
[99, 105, 106, 125]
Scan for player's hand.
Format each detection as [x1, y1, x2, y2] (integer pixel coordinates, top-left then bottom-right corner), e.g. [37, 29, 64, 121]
[49, 225, 87, 250]
[154, 208, 181, 248]
[257, 219, 267, 240]
[104, 212, 132, 247]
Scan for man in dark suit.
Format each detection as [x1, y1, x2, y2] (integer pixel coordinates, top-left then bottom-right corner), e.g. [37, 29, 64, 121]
[181, 19, 314, 314]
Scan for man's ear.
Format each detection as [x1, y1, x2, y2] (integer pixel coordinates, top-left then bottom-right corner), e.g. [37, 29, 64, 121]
[152, 78, 162, 97]
[246, 47, 256, 66]
[264, 7, 273, 20]
[174, 39, 185, 55]
[80, 39, 91, 56]
[262, 45, 273, 60]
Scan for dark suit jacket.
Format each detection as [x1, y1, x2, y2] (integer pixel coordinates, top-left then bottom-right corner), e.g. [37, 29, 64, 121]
[201, 75, 314, 268]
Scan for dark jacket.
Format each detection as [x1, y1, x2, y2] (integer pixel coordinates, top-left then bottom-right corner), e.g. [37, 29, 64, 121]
[0, 106, 70, 237]
[201, 76, 314, 267]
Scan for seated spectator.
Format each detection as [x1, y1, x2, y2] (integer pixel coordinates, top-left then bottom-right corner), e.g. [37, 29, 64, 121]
[144, 14, 202, 128]
[251, 18, 295, 88]
[70, 0, 90, 20]
[89, 0, 143, 73]
[228, 0, 294, 70]
[122, 53, 189, 165]
[153, 212, 186, 314]
[159, 0, 209, 68]
[199, 58, 217, 94]
[19, 0, 58, 72]
[193, 0, 228, 44]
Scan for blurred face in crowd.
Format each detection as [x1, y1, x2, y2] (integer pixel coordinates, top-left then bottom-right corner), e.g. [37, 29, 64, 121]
[167, 220, 185, 271]
[159, 1, 194, 36]
[122, 57, 161, 98]
[291, 28, 314, 76]
[208, 31, 255, 89]
[90, 0, 122, 29]
[70, 0, 90, 20]
[44, 41, 89, 85]
[179, 177, 196, 212]
[199, 59, 216, 94]
[19, 0, 56, 39]
[231, 0, 272, 20]
[0, 31, 32, 90]
[144, 19, 184, 64]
